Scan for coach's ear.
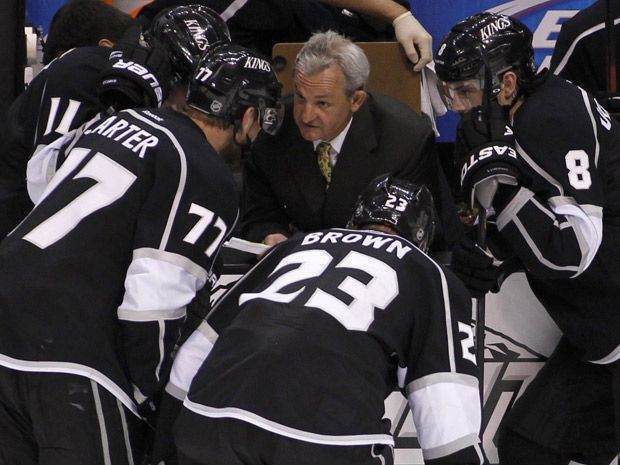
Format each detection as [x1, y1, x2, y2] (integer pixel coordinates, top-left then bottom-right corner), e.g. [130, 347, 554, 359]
[350, 89, 367, 113]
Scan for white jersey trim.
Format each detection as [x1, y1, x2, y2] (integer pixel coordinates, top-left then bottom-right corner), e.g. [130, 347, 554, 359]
[133, 247, 208, 281]
[579, 87, 600, 167]
[407, 372, 479, 393]
[548, 197, 602, 274]
[552, 18, 620, 76]
[0, 354, 139, 416]
[117, 307, 185, 321]
[118, 251, 206, 322]
[182, 400, 395, 446]
[165, 382, 187, 401]
[515, 141, 564, 196]
[423, 434, 483, 463]
[124, 109, 187, 251]
[496, 188, 602, 275]
[220, 0, 249, 21]
[406, 378, 481, 454]
[92, 380, 113, 465]
[167, 327, 215, 399]
[424, 256, 456, 372]
[590, 343, 620, 365]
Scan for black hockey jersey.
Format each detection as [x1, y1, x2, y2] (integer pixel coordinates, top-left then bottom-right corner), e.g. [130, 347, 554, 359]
[550, 0, 620, 96]
[168, 229, 482, 464]
[0, 46, 111, 238]
[495, 73, 620, 363]
[0, 107, 239, 415]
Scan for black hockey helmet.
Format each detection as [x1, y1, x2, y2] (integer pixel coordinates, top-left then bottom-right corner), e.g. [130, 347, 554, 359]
[187, 44, 284, 135]
[435, 12, 536, 99]
[347, 174, 436, 253]
[147, 5, 231, 84]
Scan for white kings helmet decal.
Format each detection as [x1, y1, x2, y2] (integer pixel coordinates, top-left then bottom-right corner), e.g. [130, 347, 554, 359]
[243, 56, 271, 72]
[184, 19, 209, 51]
[479, 16, 512, 41]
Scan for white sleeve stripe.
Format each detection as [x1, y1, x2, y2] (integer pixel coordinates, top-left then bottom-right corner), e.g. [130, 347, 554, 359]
[406, 372, 479, 394]
[124, 109, 187, 251]
[549, 197, 602, 273]
[421, 257, 456, 372]
[165, 381, 187, 400]
[580, 87, 600, 167]
[169, 329, 214, 394]
[513, 217, 579, 272]
[154, 320, 165, 382]
[132, 384, 147, 404]
[198, 321, 219, 346]
[133, 247, 207, 281]
[552, 19, 618, 76]
[397, 366, 407, 389]
[590, 343, 620, 365]
[496, 187, 534, 231]
[117, 307, 185, 321]
[422, 433, 482, 462]
[34, 80, 48, 143]
[515, 141, 564, 196]
[408, 382, 481, 451]
[220, 0, 249, 21]
[497, 189, 601, 274]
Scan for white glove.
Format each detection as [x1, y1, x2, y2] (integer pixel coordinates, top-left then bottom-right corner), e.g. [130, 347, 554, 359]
[392, 11, 432, 72]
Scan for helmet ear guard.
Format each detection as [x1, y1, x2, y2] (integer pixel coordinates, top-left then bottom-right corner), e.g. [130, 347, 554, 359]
[348, 174, 437, 253]
[255, 92, 285, 136]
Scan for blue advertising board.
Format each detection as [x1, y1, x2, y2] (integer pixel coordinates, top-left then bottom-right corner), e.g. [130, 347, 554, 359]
[413, 0, 598, 140]
[24, 0, 600, 136]
[26, 0, 66, 33]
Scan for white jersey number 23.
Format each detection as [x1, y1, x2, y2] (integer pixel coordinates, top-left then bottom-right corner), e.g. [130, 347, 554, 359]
[239, 249, 399, 331]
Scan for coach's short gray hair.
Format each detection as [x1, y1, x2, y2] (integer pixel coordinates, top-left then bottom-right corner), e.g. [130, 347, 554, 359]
[294, 31, 370, 95]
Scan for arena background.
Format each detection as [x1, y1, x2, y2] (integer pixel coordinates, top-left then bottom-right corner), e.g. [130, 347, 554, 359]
[15, 1, 615, 463]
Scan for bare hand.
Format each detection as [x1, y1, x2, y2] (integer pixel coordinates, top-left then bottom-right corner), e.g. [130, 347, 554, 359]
[257, 233, 288, 259]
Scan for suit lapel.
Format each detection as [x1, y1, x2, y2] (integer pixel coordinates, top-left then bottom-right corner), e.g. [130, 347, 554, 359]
[328, 99, 379, 201]
[287, 130, 327, 215]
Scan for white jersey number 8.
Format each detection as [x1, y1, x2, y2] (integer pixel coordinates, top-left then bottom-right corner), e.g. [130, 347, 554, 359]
[565, 150, 592, 190]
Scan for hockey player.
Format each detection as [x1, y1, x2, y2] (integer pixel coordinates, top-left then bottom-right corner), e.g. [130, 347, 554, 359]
[0, 4, 231, 239]
[435, 12, 620, 464]
[0, 43, 282, 465]
[154, 174, 482, 465]
[0, 2, 134, 239]
[145, 4, 231, 111]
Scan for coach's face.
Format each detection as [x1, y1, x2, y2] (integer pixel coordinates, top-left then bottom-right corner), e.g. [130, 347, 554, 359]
[293, 64, 366, 142]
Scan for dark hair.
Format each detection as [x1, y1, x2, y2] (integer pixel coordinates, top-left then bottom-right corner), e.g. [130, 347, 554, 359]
[43, 0, 133, 64]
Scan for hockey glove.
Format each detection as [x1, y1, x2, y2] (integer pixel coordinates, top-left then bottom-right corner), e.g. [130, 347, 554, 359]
[455, 102, 521, 210]
[97, 25, 171, 110]
[451, 235, 498, 299]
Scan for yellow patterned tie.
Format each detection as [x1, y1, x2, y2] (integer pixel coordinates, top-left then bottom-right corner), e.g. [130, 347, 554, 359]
[316, 142, 332, 185]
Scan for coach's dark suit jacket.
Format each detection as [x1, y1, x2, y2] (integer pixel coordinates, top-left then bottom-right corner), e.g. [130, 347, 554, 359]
[241, 93, 462, 249]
